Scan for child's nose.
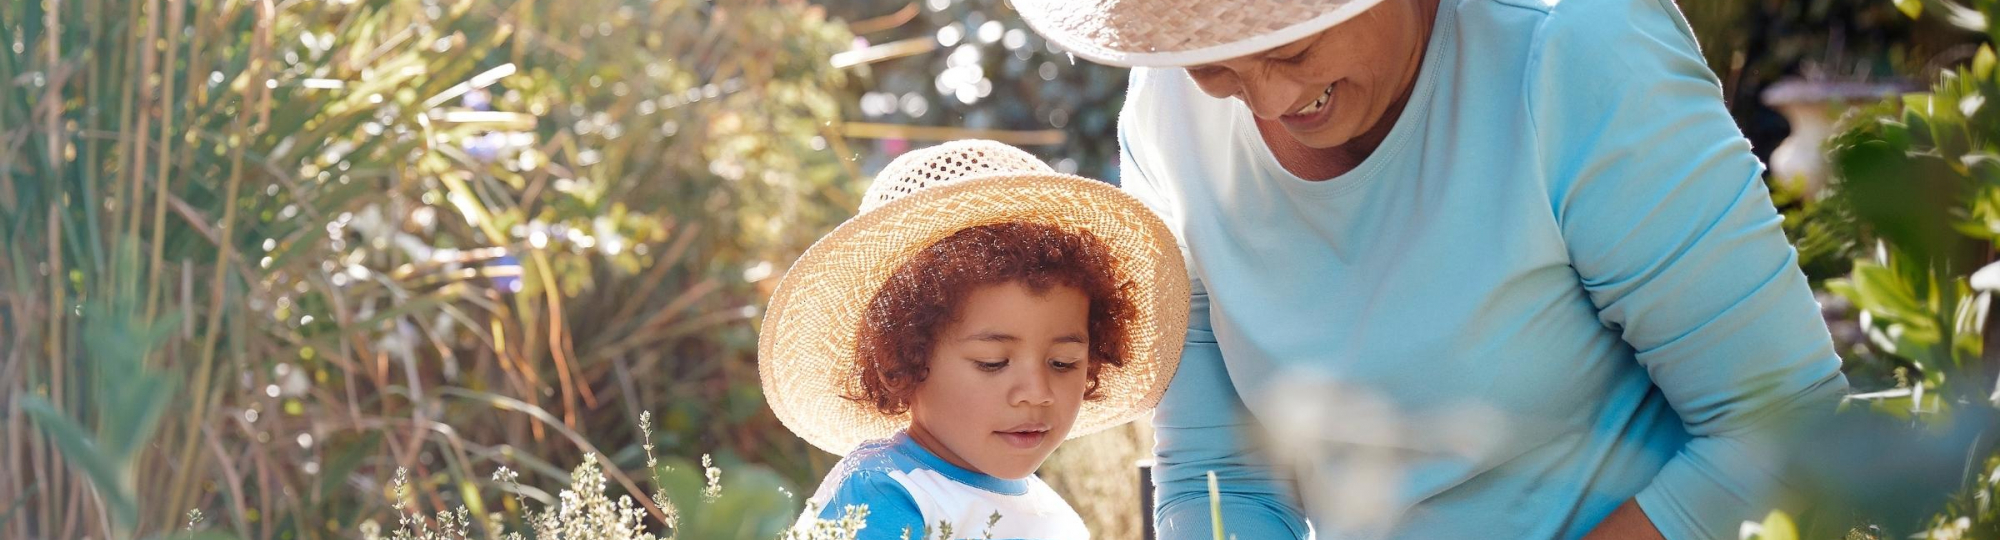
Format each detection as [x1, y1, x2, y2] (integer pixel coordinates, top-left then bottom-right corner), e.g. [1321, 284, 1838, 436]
[1012, 368, 1056, 407]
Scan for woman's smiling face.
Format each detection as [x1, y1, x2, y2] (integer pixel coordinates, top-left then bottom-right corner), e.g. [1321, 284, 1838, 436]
[1181, 0, 1435, 150]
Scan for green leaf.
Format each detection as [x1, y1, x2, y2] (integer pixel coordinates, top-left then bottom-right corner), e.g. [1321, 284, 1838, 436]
[19, 397, 139, 528]
[1892, 327, 1948, 368]
[317, 432, 383, 499]
[1860, 392, 1921, 419]
[1905, 94, 1937, 146]
[1841, 263, 1933, 326]
[1976, 45, 1996, 81]
[1895, 0, 1923, 20]
[140, 531, 249, 540]
[102, 377, 176, 458]
[76, 296, 179, 458]
[355, 294, 450, 330]
[1963, 152, 2000, 188]
[0, 479, 35, 531]
[459, 479, 488, 521]
[676, 463, 797, 539]
[1755, 510, 1799, 540]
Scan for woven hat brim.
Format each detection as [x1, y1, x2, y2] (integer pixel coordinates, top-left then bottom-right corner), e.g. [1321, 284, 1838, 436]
[758, 174, 1190, 456]
[1013, 0, 1387, 67]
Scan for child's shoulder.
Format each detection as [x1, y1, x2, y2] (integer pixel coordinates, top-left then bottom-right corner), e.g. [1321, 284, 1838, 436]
[823, 436, 917, 481]
[816, 436, 922, 493]
[797, 437, 926, 531]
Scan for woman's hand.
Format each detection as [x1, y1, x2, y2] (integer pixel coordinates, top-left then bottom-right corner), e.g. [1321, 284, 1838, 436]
[1581, 499, 1666, 540]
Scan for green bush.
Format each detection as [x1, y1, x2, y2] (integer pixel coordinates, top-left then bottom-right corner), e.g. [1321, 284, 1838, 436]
[1, 0, 863, 537]
[1778, 0, 2000, 537]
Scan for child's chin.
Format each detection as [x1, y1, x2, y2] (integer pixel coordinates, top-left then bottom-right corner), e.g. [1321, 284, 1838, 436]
[980, 460, 1043, 480]
[987, 454, 1060, 479]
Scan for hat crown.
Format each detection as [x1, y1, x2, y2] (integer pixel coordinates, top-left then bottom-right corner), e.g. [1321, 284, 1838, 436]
[860, 140, 1055, 214]
[1010, 0, 1379, 67]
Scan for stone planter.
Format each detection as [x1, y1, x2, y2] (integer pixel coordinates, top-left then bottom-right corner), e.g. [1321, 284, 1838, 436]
[1761, 79, 1909, 199]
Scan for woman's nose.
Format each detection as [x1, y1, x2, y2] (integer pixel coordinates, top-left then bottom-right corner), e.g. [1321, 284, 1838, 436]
[1240, 76, 1304, 120]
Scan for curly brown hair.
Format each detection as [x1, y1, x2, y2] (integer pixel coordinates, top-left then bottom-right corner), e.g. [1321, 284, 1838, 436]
[847, 221, 1136, 416]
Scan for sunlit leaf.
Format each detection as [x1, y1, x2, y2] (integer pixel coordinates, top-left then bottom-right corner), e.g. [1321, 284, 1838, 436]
[1896, 0, 1924, 20]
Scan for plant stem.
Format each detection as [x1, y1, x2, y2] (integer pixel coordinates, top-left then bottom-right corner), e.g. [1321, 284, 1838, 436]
[1208, 471, 1224, 540]
[143, 0, 186, 329]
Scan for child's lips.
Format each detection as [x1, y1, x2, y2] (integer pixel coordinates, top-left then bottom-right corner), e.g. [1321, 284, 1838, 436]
[996, 430, 1047, 449]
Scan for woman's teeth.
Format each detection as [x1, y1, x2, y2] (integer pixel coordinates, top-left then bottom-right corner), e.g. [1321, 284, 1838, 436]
[1295, 84, 1334, 115]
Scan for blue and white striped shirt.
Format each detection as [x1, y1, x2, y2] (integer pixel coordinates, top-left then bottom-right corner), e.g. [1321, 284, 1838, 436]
[793, 431, 1090, 539]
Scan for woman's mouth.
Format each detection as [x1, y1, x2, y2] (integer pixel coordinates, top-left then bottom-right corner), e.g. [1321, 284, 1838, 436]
[1279, 83, 1337, 131]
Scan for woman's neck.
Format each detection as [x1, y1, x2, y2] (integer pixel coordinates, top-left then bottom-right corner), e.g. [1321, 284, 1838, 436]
[1256, 109, 1395, 180]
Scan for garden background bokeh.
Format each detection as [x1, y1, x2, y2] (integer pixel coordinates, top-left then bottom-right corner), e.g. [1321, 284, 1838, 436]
[7, 0, 2000, 538]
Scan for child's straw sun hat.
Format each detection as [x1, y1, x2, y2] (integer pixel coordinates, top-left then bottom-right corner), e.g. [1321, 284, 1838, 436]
[758, 140, 1190, 456]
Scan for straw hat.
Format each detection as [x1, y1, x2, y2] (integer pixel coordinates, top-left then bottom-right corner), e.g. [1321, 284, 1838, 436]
[1009, 0, 1387, 67]
[758, 140, 1190, 456]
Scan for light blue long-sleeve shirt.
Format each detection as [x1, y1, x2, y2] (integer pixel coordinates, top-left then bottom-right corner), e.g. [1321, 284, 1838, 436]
[1115, 0, 1850, 538]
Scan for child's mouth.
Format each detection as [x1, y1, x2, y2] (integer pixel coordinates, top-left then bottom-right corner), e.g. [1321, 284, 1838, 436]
[996, 424, 1049, 449]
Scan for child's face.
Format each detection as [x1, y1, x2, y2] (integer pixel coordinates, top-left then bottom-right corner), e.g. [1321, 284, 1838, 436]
[907, 281, 1091, 480]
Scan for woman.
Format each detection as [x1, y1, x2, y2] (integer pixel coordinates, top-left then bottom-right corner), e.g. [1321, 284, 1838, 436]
[1012, 0, 1850, 538]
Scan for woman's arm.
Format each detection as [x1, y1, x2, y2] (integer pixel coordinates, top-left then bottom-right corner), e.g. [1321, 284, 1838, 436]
[1526, 0, 1849, 538]
[1150, 277, 1313, 539]
[1115, 99, 1312, 539]
[1583, 499, 1668, 540]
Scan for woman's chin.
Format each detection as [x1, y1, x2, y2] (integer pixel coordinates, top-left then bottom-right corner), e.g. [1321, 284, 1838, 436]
[1285, 122, 1364, 149]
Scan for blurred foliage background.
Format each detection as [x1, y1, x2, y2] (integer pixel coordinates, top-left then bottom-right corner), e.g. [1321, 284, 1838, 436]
[2, 0, 861, 536]
[10, 0, 2000, 538]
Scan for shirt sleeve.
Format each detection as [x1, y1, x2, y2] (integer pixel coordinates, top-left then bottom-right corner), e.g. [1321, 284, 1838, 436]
[811, 470, 926, 540]
[1525, 1, 1850, 538]
[1118, 72, 1313, 540]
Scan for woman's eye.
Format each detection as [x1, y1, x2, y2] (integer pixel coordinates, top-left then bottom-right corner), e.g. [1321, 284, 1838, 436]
[975, 360, 1008, 372]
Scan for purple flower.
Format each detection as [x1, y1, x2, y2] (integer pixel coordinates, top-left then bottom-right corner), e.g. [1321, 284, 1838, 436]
[465, 131, 506, 163]
[463, 88, 493, 111]
[487, 254, 522, 293]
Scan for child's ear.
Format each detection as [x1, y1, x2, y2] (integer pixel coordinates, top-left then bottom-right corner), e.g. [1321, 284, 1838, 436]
[877, 371, 908, 393]
[876, 365, 928, 393]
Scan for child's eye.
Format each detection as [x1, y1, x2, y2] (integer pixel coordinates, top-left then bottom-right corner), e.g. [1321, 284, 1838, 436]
[975, 359, 1009, 372]
[1050, 359, 1081, 372]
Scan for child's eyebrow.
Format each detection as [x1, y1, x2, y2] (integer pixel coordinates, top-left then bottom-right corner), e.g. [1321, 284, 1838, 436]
[958, 332, 1087, 344]
[962, 331, 1020, 343]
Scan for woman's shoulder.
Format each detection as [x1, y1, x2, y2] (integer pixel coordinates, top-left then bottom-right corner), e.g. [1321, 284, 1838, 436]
[1526, 0, 1703, 55]
[1515, 0, 1717, 128]
[1441, 0, 1701, 64]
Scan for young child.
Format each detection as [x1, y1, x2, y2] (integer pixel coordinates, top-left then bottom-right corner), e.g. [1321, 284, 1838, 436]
[758, 140, 1189, 539]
